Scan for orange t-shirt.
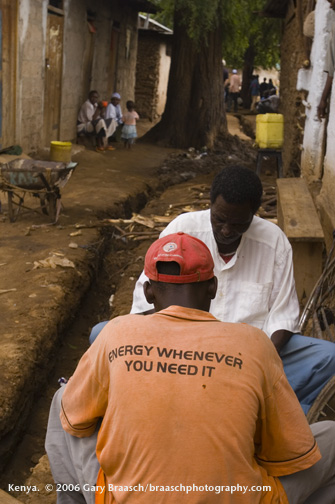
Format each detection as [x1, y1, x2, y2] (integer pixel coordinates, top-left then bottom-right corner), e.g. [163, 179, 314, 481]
[60, 306, 320, 504]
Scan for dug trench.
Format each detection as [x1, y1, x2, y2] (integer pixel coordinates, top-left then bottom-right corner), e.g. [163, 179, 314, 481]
[0, 129, 269, 503]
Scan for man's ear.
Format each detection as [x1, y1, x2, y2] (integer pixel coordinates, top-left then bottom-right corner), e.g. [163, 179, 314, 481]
[143, 281, 155, 305]
[208, 276, 218, 300]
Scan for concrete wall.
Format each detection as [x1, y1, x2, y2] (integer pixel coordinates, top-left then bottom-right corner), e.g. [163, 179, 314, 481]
[298, 0, 332, 181]
[156, 43, 171, 116]
[17, 0, 47, 151]
[15, 0, 141, 151]
[60, 0, 87, 142]
[296, 0, 335, 246]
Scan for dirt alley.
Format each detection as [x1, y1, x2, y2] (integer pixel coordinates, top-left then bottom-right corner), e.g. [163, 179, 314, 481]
[0, 115, 257, 502]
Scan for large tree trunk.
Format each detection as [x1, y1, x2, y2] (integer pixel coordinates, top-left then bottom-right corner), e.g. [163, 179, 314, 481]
[143, 7, 227, 149]
[241, 43, 255, 109]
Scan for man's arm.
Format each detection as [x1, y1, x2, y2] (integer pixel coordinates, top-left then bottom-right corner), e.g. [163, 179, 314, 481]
[60, 338, 109, 437]
[317, 74, 333, 120]
[92, 103, 103, 121]
[255, 355, 321, 476]
[262, 234, 300, 349]
[271, 329, 293, 354]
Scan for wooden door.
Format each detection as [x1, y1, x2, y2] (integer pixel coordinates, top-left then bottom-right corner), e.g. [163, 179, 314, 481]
[0, 0, 17, 149]
[43, 13, 64, 145]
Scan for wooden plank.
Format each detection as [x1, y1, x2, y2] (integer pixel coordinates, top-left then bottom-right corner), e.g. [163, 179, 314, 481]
[0, 489, 23, 503]
[277, 178, 324, 241]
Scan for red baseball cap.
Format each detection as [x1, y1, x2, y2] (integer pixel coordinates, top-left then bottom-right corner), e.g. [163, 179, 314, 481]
[144, 232, 214, 284]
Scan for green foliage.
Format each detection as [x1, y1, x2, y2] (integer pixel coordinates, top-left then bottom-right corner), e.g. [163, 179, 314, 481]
[149, 0, 174, 29]
[150, 0, 281, 68]
[222, 0, 281, 69]
[151, 0, 224, 42]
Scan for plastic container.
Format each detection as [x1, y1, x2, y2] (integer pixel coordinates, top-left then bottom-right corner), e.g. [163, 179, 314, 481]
[256, 113, 284, 149]
[50, 141, 72, 163]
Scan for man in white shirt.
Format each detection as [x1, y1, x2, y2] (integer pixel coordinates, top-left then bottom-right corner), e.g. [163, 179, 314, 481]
[129, 165, 335, 414]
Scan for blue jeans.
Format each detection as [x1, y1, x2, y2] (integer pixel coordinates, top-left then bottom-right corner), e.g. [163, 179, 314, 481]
[89, 321, 109, 345]
[280, 334, 335, 414]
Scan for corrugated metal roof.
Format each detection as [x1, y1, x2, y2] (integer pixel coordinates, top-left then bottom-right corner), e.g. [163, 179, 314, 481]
[138, 14, 173, 33]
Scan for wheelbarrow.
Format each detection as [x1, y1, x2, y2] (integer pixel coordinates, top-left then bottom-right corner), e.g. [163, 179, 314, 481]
[0, 159, 77, 222]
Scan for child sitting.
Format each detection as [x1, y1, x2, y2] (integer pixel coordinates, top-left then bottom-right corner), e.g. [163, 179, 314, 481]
[121, 101, 139, 149]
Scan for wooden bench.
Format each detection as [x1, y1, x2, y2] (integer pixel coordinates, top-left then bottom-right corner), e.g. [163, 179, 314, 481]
[277, 178, 325, 305]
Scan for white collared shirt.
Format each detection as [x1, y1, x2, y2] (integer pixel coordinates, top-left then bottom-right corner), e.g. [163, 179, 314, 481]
[130, 210, 300, 338]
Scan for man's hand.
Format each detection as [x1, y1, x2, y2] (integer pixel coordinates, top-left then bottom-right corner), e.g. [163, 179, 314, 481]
[271, 330, 293, 355]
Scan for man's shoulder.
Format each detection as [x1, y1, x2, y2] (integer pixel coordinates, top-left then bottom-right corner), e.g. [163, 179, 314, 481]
[246, 216, 290, 248]
[163, 210, 211, 233]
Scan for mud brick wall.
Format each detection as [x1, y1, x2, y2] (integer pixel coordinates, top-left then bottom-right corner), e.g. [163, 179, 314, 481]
[135, 31, 161, 121]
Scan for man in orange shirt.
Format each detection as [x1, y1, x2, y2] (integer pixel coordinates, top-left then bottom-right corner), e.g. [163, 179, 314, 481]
[46, 233, 335, 504]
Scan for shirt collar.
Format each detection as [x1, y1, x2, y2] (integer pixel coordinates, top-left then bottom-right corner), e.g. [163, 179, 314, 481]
[156, 305, 218, 322]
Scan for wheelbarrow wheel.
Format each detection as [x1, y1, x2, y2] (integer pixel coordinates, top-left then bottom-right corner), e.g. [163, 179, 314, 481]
[40, 193, 57, 221]
[48, 193, 57, 221]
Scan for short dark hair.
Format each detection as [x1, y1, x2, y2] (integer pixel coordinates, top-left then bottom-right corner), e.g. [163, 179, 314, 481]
[150, 262, 181, 291]
[126, 100, 135, 110]
[210, 165, 263, 214]
[89, 90, 98, 98]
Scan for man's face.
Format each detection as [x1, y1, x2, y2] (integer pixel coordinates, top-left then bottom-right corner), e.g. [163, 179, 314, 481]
[89, 92, 99, 105]
[210, 195, 254, 248]
[111, 98, 120, 106]
[328, 0, 335, 11]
